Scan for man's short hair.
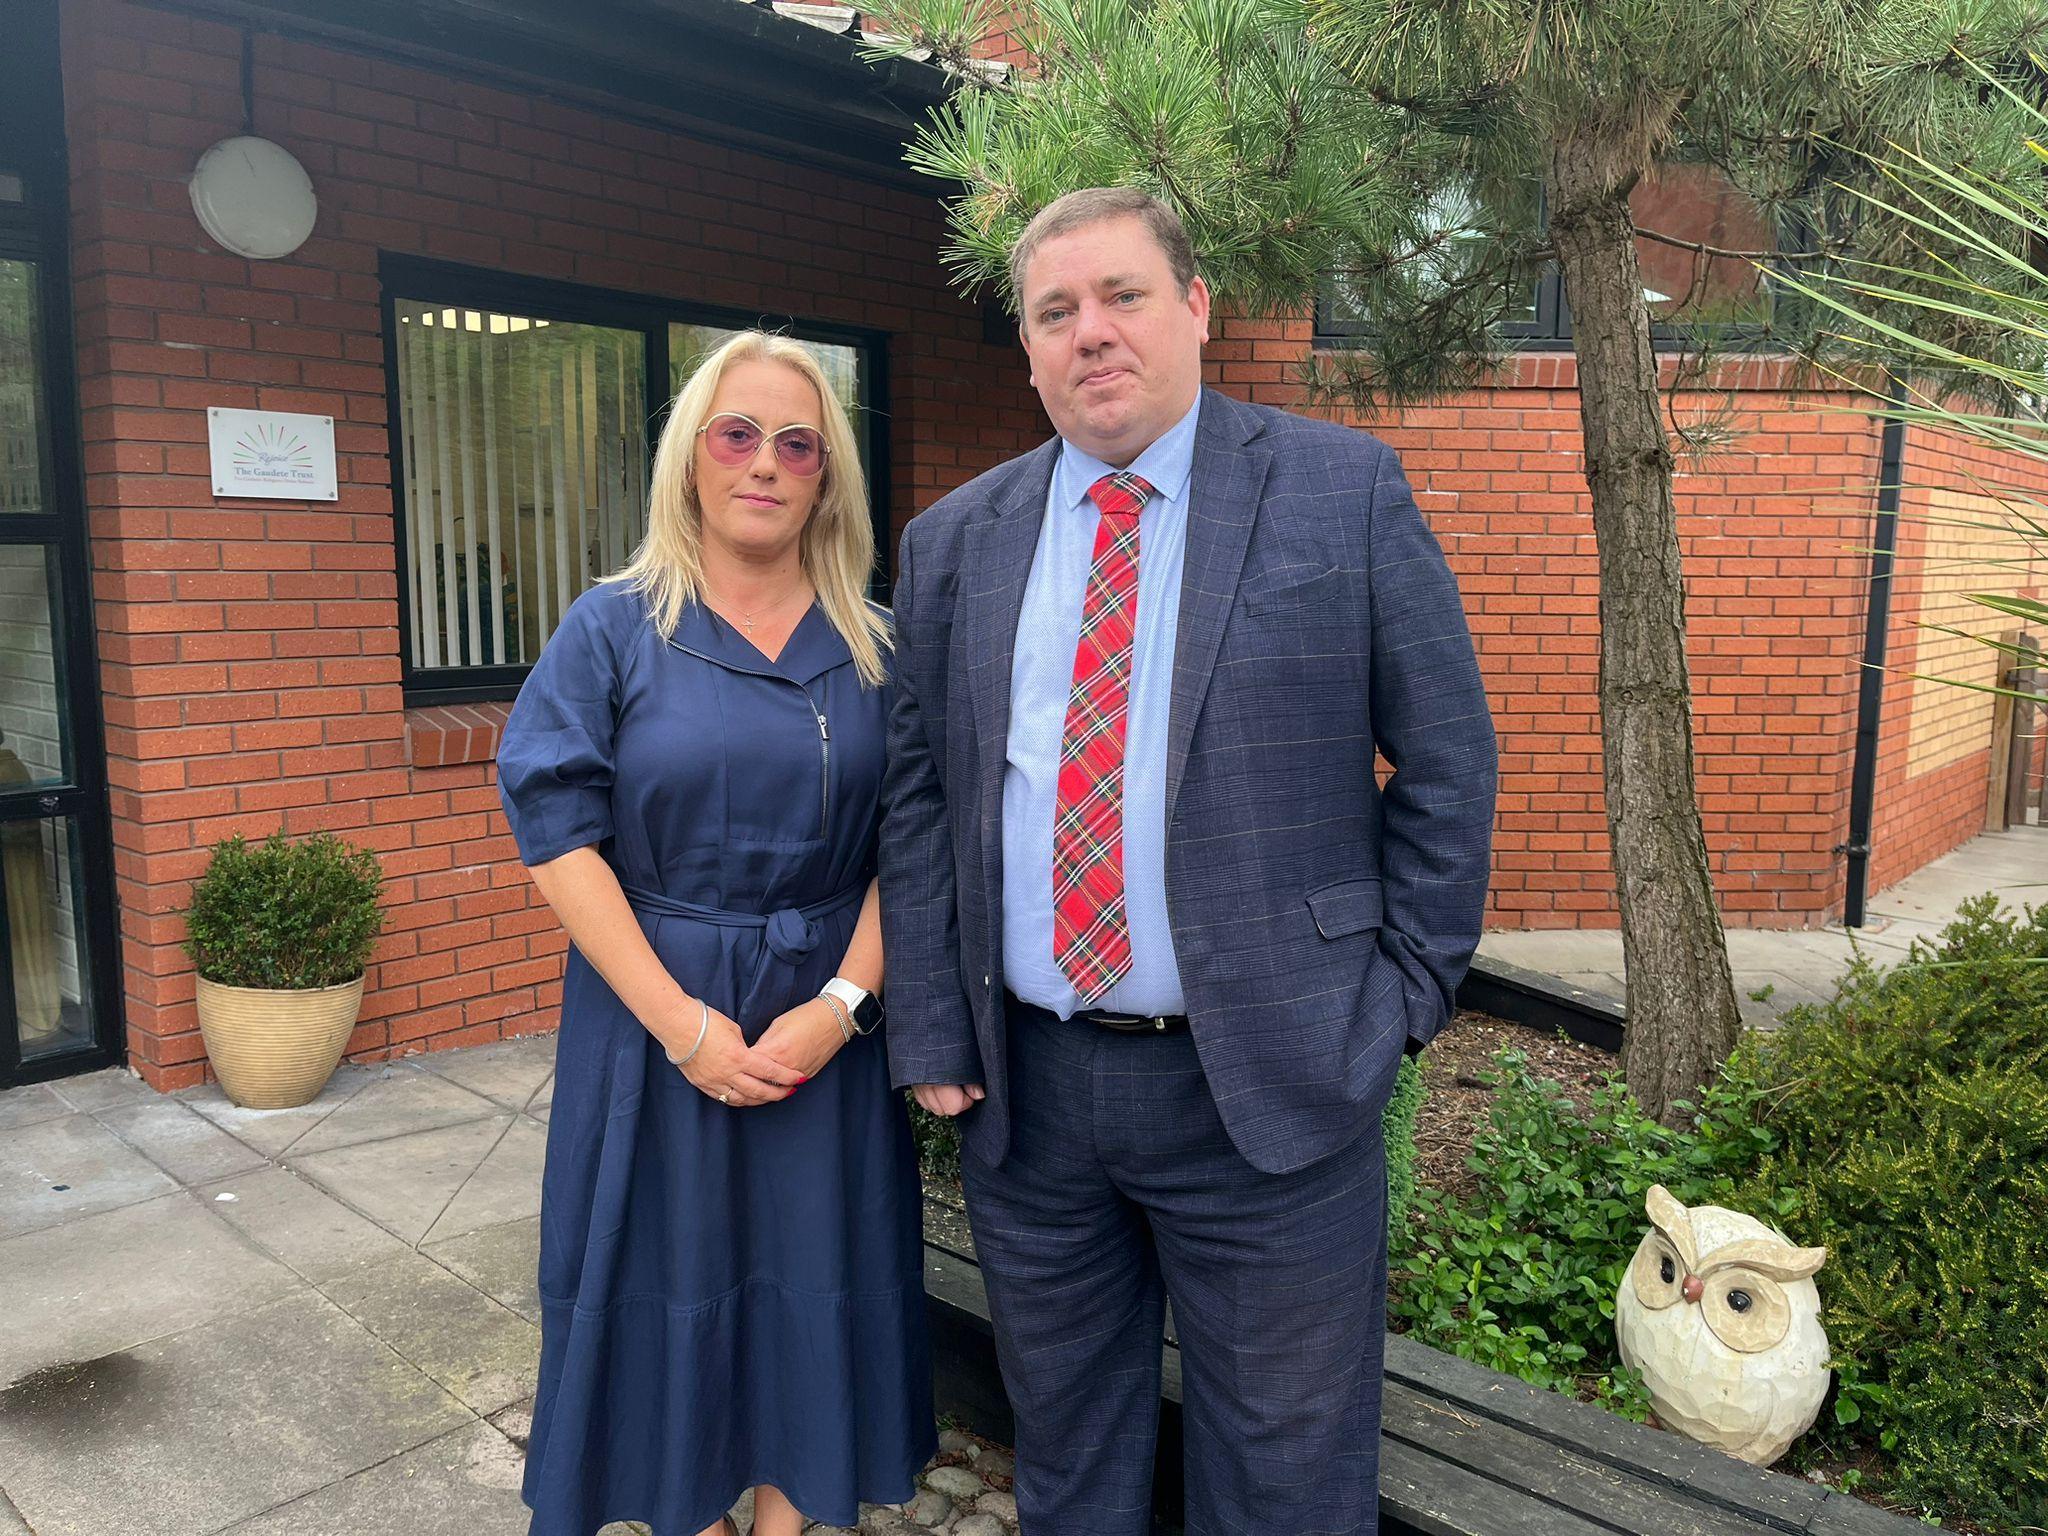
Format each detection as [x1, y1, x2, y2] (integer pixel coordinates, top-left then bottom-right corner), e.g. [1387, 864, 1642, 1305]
[1008, 187, 1199, 322]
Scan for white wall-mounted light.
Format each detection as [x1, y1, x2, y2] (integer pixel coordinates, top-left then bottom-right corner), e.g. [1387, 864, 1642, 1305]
[188, 135, 318, 260]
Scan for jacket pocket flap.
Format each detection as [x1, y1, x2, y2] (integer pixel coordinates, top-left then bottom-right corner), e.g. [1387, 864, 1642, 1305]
[1241, 563, 1341, 614]
[1306, 877, 1384, 938]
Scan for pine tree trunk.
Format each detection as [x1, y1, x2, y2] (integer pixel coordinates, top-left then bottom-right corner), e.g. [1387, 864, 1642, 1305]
[1546, 127, 1742, 1125]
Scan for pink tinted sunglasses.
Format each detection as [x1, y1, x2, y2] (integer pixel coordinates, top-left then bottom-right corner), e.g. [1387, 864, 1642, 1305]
[697, 412, 829, 477]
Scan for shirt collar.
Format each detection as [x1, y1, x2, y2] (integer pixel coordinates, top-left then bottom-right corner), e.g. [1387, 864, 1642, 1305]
[1052, 391, 1203, 515]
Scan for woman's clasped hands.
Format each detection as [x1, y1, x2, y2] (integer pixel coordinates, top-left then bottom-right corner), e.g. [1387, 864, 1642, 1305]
[659, 994, 845, 1106]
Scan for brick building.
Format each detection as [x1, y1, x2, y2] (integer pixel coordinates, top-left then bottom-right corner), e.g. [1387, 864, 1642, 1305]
[1, 0, 2039, 1093]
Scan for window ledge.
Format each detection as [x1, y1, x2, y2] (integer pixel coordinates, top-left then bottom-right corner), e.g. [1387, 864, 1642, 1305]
[407, 702, 514, 768]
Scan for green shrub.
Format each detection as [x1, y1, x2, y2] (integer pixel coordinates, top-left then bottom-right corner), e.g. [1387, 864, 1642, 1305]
[1389, 1050, 1756, 1404]
[1384, 1054, 1424, 1236]
[184, 833, 384, 989]
[1719, 896, 2048, 1531]
[909, 1096, 963, 1183]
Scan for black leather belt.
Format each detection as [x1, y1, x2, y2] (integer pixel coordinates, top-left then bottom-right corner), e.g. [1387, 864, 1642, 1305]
[1006, 991, 1191, 1034]
[1076, 1007, 1190, 1035]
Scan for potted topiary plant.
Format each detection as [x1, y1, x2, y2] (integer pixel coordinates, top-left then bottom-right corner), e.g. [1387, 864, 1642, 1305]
[185, 832, 384, 1108]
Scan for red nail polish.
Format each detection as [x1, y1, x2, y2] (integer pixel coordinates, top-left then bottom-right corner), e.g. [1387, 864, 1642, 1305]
[796, 1076, 809, 1084]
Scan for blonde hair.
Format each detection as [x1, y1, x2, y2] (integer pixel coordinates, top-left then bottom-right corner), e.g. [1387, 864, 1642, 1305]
[606, 330, 890, 686]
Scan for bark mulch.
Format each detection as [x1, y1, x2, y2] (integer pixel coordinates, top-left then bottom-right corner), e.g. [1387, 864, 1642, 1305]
[1411, 1009, 1618, 1197]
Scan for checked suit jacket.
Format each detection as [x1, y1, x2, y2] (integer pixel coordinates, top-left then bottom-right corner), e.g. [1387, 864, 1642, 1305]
[880, 388, 1498, 1176]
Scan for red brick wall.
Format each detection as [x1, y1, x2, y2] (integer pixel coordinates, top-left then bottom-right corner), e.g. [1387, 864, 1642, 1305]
[60, 0, 1043, 1088]
[1867, 421, 2048, 895]
[59, 0, 2013, 1090]
[1207, 318, 1880, 928]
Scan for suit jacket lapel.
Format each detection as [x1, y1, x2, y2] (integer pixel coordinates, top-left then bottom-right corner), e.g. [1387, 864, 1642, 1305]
[1167, 390, 1269, 824]
[963, 437, 1060, 916]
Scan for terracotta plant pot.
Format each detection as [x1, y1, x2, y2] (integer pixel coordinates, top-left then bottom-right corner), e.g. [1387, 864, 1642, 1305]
[194, 973, 366, 1109]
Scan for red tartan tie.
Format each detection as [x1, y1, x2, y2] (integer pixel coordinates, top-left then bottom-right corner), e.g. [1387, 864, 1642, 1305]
[1053, 470, 1156, 1004]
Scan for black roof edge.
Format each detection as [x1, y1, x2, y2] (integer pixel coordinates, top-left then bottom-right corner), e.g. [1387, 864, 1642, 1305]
[172, 0, 958, 183]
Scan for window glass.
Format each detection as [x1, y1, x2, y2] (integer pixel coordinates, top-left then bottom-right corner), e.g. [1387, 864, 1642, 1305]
[393, 302, 646, 670]
[670, 323, 868, 476]
[1, 258, 45, 514]
[1628, 164, 1774, 329]
[4, 814, 94, 1064]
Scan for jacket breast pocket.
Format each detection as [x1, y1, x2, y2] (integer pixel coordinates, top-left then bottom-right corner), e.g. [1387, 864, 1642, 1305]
[1240, 563, 1343, 616]
[1306, 877, 1384, 939]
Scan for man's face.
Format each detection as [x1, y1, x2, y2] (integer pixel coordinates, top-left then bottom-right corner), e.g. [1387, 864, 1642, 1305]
[1019, 214, 1211, 467]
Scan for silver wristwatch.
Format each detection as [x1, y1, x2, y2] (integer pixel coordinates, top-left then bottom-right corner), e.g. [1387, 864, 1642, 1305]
[820, 977, 882, 1036]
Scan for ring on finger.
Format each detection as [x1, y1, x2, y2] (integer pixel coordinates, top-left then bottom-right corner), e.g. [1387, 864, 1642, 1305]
[717, 1089, 731, 1104]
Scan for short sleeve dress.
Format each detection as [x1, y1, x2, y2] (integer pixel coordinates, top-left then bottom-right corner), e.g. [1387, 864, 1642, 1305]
[497, 582, 933, 1535]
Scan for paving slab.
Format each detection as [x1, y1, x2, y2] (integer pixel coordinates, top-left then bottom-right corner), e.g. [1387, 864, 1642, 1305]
[413, 1033, 557, 1112]
[424, 1214, 543, 1323]
[284, 1066, 502, 1158]
[321, 1250, 540, 1415]
[0, 1082, 71, 1133]
[0, 1191, 300, 1387]
[1480, 825, 2048, 1020]
[422, 1115, 546, 1244]
[96, 1097, 271, 1186]
[220, 1419, 531, 1535]
[0, 1490, 27, 1535]
[178, 1063, 377, 1160]
[196, 1165, 411, 1283]
[48, 1067, 159, 1114]
[0, 1112, 177, 1240]
[0, 1287, 470, 1536]
[290, 1115, 515, 1245]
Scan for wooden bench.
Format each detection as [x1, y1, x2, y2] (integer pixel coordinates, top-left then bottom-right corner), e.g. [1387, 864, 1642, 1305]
[921, 1217, 1925, 1536]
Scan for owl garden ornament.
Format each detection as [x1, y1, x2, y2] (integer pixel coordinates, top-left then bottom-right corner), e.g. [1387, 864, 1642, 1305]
[1614, 1185, 1831, 1466]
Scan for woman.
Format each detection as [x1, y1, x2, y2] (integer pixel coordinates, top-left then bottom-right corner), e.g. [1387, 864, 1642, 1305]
[498, 331, 932, 1536]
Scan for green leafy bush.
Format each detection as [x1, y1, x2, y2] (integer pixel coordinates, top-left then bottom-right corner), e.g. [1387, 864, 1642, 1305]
[1720, 896, 2048, 1530]
[184, 834, 384, 990]
[1390, 1051, 1757, 1404]
[1393, 897, 2046, 1532]
[1384, 1054, 1424, 1236]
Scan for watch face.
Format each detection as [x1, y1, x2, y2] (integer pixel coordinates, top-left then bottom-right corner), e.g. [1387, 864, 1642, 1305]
[852, 993, 884, 1032]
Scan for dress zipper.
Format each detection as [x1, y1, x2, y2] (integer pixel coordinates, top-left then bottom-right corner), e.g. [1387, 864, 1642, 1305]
[666, 637, 831, 839]
[808, 695, 830, 840]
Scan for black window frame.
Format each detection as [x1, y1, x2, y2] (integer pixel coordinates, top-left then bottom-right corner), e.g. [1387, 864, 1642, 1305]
[0, 0, 126, 1088]
[381, 255, 892, 707]
[1313, 181, 1786, 354]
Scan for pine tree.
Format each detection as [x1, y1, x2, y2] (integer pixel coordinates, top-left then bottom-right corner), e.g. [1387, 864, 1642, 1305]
[864, 0, 2047, 1122]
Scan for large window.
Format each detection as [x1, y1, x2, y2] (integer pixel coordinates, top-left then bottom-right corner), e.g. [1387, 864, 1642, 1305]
[385, 260, 885, 703]
[1316, 164, 1779, 349]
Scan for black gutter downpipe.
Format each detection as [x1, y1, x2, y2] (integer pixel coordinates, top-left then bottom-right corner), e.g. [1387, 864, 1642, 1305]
[1842, 372, 1909, 927]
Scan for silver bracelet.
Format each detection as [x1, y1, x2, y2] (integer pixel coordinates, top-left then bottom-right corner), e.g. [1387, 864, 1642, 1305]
[666, 998, 710, 1067]
[819, 992, 854, 1043]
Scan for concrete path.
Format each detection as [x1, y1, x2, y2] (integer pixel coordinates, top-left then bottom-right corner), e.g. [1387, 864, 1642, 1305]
[1480, 824, 2047, 1026]
[0, 1036, 1026, 1536]
[0, 1038, 555, 1536]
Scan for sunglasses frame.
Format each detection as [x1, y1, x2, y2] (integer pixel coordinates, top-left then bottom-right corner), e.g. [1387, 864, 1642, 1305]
[696, 411, 831, 477]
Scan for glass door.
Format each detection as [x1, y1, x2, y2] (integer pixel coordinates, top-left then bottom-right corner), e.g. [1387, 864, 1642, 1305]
[0, 0, 122, 1087]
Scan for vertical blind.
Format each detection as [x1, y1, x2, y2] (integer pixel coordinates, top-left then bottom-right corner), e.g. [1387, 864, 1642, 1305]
[394, 302, 647, 670]
[0, 260, 42, 515]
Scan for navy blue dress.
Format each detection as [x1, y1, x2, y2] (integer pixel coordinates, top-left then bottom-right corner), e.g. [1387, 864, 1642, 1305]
[497, 582, 933, 1536]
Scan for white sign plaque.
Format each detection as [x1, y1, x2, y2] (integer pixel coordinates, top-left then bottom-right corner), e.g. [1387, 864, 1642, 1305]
[207, 407, 338, 501]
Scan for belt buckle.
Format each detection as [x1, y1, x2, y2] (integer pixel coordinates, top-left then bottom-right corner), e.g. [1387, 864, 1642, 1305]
[1094, 1010, 1173, 1033]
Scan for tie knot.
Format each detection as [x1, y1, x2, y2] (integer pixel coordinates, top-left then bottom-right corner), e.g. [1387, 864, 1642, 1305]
[1087, 471, 1155, 522]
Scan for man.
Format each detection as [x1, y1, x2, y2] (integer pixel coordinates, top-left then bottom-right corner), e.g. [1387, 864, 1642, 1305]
[881, 186, 1496, 1535]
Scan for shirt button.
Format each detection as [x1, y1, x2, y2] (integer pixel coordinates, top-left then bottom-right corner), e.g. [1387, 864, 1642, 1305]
[983, 975, 992, 989]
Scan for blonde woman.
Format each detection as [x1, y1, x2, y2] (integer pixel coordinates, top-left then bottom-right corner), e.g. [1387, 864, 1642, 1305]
[498, 331, 932, 1536]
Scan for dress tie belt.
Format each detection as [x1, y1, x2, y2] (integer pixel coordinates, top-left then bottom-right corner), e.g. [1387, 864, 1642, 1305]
[620, 882, 866, 967]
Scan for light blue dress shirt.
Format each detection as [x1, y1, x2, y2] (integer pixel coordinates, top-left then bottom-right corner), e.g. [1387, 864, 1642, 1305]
[1001, 394, 1202, 1018]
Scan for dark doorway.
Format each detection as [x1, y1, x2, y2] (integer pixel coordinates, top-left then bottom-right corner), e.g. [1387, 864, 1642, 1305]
[0, 0, 125, 1087]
